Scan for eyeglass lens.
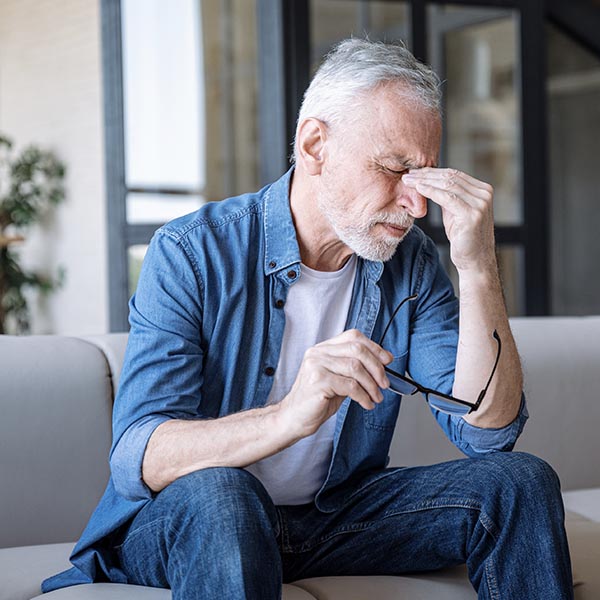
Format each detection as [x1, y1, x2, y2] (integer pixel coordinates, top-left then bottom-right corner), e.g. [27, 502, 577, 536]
[386, 370, 471, 416]
[426, 392, 471, 416]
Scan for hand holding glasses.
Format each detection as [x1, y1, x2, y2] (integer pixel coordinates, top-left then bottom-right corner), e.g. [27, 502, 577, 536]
[379, 294, 502, 416]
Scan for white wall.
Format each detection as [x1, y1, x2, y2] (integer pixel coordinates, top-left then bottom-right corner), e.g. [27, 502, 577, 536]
[0, 0, 108, 334]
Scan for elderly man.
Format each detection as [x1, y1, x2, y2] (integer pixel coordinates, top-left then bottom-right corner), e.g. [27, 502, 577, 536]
[44, 39, 572, 599]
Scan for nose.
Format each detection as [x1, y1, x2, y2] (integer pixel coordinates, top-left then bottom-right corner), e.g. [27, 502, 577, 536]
[397, 183, 428, 219]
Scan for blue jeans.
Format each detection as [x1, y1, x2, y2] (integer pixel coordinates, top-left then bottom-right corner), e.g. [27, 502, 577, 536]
[116, 452, 573, 600]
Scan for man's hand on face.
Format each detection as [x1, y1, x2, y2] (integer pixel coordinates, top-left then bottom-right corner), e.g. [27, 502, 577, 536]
[402, 168, 496, 274]
[279, 329, 393, 440]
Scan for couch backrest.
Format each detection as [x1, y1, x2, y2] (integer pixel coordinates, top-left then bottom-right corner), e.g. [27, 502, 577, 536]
[0, 336, 118, 548]
[1, 317, 598, 549]
[389, 316, 600, 492]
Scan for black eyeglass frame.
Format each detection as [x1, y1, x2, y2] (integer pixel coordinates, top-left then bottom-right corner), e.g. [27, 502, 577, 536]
[378, 294, 502, 415]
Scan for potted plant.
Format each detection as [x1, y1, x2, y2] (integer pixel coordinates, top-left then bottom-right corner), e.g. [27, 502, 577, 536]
[0, 134, 66, 334]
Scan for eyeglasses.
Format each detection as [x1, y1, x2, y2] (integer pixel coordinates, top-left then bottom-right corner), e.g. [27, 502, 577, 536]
[378, 294, 502, 416]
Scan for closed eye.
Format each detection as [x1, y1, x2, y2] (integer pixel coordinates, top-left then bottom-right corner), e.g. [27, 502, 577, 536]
[385, 167, 409, 176]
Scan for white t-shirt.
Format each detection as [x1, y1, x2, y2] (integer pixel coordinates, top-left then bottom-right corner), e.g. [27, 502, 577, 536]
[245, 254, 357, 505]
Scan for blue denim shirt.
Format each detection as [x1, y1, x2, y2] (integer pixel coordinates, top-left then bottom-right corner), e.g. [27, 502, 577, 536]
[43, 169, 528, 591]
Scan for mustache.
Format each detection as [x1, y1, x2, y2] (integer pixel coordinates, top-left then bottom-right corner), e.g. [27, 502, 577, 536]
[369, 212, 415, 229]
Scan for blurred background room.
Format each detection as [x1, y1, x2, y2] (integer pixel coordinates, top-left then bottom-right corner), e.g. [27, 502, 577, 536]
[0, 0, 598, 335]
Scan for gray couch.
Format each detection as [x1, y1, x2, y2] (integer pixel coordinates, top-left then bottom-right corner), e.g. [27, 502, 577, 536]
[1, 317, 599, 599]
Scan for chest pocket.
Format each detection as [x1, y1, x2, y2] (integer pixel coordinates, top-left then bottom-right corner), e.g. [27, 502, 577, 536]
[364, 351, 408, 430]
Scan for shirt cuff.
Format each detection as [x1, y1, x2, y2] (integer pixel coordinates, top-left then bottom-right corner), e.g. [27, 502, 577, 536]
[110, 414, 171, 501]
[451, 393, 529, 457]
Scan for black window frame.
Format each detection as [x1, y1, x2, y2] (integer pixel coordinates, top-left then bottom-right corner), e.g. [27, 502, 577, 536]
[258, 0, 549, 316]
[101, 0, 204, 331]
[102, 0, 600, 330]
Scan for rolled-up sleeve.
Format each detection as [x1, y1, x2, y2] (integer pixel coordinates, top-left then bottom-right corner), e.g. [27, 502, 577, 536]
[110, 414, 171, 500]
[439, 394, 529, 457]
[109, 229, 205, 502]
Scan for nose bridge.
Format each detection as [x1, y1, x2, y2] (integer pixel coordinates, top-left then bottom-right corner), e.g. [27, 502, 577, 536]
[397, 179, 427, 218]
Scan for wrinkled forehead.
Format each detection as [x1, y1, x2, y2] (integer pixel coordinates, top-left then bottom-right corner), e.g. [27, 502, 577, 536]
[339, 85, 442, 166]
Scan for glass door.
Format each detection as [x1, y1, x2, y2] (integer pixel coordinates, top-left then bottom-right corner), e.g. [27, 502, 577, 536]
[427, 4, 525, 315]
[302, 1, 529, 316]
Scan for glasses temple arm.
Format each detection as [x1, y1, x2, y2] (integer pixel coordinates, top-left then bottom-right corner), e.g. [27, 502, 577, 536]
[378, 293, 418, 346]
[476, 329, 502, 405]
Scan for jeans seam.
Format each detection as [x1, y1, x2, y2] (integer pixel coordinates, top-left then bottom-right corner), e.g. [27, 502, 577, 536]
[339, 468, 407, 507]
[485, 556, 501, 600]
[280, 509, 292, 553]
[477, 511, 500, 600]
[381, 497, 483, 518]
[116, 516, 171, 552]
[285, 500, 484, 554]
[284, 521, 373, 554]
[476, 510, 500, 541]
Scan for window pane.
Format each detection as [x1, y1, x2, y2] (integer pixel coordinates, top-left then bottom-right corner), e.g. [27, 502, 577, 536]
[127, 193, 205, 225]
[437, 244, 524, 317]
[311, 1, 410, 73]
[122, 0, 259, 202]
[122, 0, 203, 190]
[436, 245, 459, 298]
[128, 244, 149, 297]
[496, 245, 525, 317]
[548, 24, 600, 315]
[428, 5, 522, 226]
[202, 0, 259, 200]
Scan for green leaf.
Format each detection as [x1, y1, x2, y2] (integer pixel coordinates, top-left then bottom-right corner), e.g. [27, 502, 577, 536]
[0, 133, 66, 333]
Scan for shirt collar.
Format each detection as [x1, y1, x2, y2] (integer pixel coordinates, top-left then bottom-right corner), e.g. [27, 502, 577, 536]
[262, 167, 384, 283]
[263, 168, 302, 275]
[364, 258, 384, 282]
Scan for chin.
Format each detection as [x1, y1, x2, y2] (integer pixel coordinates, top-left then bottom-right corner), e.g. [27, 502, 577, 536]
[379, 247, 401, 263]
[340, 224, 412, 262]
[355, 241, 401, 263]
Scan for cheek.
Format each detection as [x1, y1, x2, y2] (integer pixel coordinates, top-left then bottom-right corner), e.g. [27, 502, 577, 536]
[367, 177, 399, 209]
[327, 169, 391, 219]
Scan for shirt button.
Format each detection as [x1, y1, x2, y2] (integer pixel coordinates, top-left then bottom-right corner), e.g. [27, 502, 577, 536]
[287, 270, 297, 279]
[264, 366, 275, 376]
[269, 261, 277, 268]
[275, 299, 285, 309]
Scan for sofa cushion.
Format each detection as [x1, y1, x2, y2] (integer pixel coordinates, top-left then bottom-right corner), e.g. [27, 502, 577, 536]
[509, 317, 600, 492]
[565, 511, 600, 599]
[0, 543, 74, 600]
[0, 336, 113, 548]
[0, 543, 317, 600]
[82, 334, 129, 393]
[563, 488, 600, 523]
[32, 584, 170, 599]
[31, 583, 317, 599]
[293, 567, 477, 600]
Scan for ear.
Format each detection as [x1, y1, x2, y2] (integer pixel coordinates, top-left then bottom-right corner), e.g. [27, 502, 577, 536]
[295, 117, 328, 175]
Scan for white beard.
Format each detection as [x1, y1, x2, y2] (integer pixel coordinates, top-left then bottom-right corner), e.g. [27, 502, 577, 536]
[318, 197, 414, 262]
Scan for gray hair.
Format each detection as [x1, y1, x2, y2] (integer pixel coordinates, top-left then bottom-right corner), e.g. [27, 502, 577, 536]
[292, 38, 442, 162]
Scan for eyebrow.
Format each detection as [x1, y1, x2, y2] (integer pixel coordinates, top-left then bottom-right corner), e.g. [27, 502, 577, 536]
[378, 155, 437, 170]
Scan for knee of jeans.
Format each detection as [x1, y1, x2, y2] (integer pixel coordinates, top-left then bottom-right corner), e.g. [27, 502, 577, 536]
[482, 451, 562, 499]
[160, 467, 277, 528]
